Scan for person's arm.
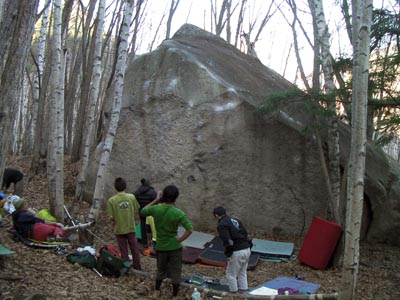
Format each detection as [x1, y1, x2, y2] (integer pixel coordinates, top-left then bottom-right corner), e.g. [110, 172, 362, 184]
[176, 214, 193, 243]
[218, 223, 234, 257]
[176, 229, 192, 243]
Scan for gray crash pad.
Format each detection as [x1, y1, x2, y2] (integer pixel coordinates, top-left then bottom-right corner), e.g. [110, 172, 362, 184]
[251, 238, 294, 258]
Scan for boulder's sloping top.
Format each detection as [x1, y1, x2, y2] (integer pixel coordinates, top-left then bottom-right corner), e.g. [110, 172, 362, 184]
[122, 24, 293, 110]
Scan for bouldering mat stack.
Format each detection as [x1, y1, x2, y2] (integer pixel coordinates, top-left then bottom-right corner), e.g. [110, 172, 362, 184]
[178, 227, 215, 264]
[198, 236, 260, 270]
[247, 276, 320, 296]
[251, 238, 294, 260]
[298, 217, 342, 270]
[182, 246, 203, 264]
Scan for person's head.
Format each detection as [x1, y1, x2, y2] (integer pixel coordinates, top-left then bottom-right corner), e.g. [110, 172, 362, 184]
[13, 196, 26, 211]
[160, 185, 179, 203]
[140, 178, 150, 186]
[213, 206, 226, 219]
[114, 177, 127, 192]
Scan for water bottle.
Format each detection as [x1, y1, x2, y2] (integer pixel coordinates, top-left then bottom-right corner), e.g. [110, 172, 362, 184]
[191, 287, 201, 300]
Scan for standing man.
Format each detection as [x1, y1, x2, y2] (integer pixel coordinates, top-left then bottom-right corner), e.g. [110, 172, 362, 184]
[141, 184, 192, 300]
[2, 168, 24, 196]
[213, 206, 252, 293]
[134, 178, 158, 248]
[107, 177, 141, 270]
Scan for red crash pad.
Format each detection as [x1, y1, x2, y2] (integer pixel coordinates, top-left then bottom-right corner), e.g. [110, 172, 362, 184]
[298, 217, 342, 270]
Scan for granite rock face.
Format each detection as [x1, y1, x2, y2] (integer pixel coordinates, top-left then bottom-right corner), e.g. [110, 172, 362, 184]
[85, 24, 400, 245]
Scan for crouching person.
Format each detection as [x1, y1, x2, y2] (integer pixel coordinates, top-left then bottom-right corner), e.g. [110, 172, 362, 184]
[11, 196, 67, 242]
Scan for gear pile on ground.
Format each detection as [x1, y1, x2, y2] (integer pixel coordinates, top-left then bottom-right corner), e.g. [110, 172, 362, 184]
[0, 156, 399, 299]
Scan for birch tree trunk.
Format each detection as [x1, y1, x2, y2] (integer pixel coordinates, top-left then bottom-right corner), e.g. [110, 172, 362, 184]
[0, 0, 39, 185]
[308, 0, 341, 224]
[76, 0, 106, 201]
[88, 0, 135, 222]
[70, 1, 97, 162]
[31, 3, 49, 157]
[47, 0, 64, 221]
[340, 1, 373, 299]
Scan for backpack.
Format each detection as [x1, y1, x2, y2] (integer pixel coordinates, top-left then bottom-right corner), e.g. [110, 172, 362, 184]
[96, 245, 132, 277]
[66, 250, 97, 269]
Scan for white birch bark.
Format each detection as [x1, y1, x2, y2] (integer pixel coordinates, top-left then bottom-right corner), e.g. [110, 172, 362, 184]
[32, 4, 49, 155]
[47, 0, 64, 221]
[76, 0, 106, 201]
[88, 0, 135, 222]
[340, 1, 373, 299]
[308, 0, 340, 223]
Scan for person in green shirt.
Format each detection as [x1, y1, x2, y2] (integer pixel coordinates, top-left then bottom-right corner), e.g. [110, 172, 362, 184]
[141, 184, 192, 300]
[107, 177, 141, 270]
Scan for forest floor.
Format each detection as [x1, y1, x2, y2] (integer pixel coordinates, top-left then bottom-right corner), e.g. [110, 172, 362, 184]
[0, 156, 399, 300]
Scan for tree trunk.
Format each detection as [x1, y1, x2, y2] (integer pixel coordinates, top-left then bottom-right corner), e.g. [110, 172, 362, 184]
[31, 3, 50, 173]
[0, 0, 39, 185]
[166, 0, 180, 39]
[340, 1, 373, 299]
[234, 0, 247, 47]
[70, 1, 97, 162]
[47, 0, 64, 221]
[76, 0, 106, 201]
[308, 0, 341, 224]
[88, 0, 135, 222]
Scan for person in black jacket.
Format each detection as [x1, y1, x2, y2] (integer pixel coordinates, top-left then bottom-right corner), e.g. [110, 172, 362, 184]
[213, 206, 252, 293]
[2, 168, 24, 196]
[134, 178, 158, 247]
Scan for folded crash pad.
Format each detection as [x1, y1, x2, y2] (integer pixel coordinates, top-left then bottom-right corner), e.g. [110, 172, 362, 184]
[182, 246, 203, 264]
[248, 276, 320, 295]
[177, 227, 215, 249]
[251, 238, 294, 258]
[298, 217, 342, 270]
[198, 248, 259, 270]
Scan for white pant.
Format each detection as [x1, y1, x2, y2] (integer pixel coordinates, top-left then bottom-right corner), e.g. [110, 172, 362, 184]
[226, 247, 251, 292]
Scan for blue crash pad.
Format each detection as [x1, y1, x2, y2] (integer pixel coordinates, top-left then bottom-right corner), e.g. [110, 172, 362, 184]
[251, 238, 294, 258]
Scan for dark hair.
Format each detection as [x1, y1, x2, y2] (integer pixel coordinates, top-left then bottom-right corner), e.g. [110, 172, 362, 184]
[161, 185, 179, 203]
[114, 177, 127, 192]
[140, 178, 150, 186]
[213, 206, 226, 216]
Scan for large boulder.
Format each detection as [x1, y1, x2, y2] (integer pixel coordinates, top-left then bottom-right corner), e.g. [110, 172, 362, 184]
[86, 24, 400, 245]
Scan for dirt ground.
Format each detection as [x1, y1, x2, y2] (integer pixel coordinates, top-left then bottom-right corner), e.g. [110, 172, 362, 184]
[0, 156, 399, 300]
